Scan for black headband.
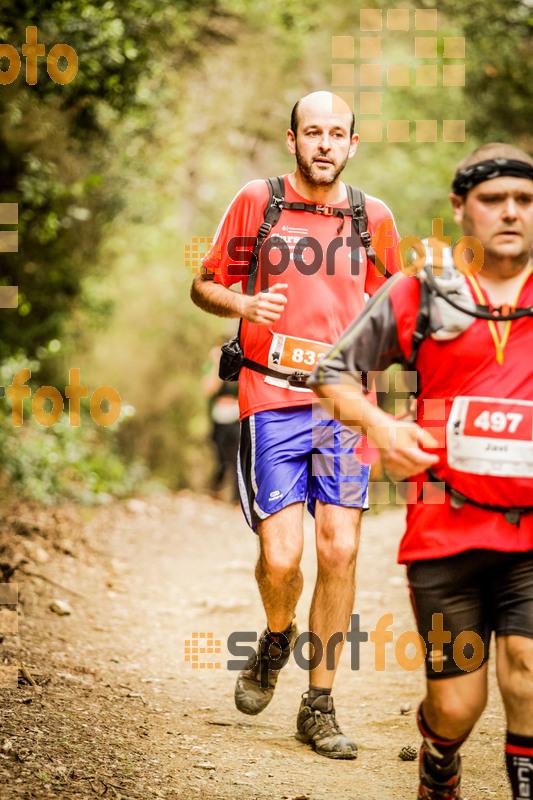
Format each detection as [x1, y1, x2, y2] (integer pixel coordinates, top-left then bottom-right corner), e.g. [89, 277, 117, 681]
[452, 158, 533, 195]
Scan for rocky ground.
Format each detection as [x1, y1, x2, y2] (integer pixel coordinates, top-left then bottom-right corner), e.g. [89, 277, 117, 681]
[0, 492, 507, 799]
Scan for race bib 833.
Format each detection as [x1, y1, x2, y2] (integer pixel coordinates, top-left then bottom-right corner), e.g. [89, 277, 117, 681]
[268, 333, 330, 375]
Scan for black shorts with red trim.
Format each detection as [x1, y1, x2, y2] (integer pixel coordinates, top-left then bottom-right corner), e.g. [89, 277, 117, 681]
[407, 548, 533, 679]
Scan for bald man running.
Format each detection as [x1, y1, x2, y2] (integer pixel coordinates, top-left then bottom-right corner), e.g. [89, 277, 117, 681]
[191, 92, 399, 758]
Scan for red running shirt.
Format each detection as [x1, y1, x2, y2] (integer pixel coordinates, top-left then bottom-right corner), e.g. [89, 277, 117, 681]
[202, 176, 399, 420]
[310, 270, 533, 561]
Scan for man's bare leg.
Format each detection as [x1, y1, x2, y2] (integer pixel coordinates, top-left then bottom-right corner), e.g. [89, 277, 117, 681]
[497, 635, 533, 797]
[309, 501, 362, 687]
[256, 502, 305, 631]
[296, 501, 361, 759]
[234, 503, 304, 715]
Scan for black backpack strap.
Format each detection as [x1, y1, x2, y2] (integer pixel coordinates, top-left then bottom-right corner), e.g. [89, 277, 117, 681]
[244, 176, 285, 297]
[346, 185, 395, 279]
[407, 279, 432, 376]
[234, 177, 285, 350]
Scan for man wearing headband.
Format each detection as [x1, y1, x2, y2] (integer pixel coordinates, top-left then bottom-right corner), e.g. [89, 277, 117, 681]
[308, 142, 533, 798]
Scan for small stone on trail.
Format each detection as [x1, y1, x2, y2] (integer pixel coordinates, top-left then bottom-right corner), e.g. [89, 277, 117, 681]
[400, 702, 412, 714]
[191, 746, 210, 755]
[49, 599, 73, 616]
[194, 762, 216, 770]
[399, 744, 418, 761]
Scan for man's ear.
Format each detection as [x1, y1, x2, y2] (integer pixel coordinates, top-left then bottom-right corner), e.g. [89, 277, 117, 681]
[286, 128, 296, 156]
[449, 193, 464, 224]
[348, 133, 359, 160]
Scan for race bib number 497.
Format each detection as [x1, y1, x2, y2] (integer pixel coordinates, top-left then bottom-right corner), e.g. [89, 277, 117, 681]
[447, 396, 533, 477]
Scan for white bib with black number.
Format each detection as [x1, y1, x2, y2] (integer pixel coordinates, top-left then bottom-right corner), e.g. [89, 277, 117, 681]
[447, 396, 533, 477]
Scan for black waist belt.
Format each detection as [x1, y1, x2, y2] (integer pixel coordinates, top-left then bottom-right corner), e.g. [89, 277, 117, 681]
[426, 469, 533, 527]
[242, 358, 310, 388]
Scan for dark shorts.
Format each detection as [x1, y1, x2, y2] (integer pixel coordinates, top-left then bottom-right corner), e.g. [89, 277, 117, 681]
[237, 405, 370, 531]
[407, 548, 533, 679]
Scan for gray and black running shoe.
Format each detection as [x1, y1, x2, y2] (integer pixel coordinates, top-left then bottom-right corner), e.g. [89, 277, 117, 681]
[234, 621, 298, 715]
[296, 693, 357, 759]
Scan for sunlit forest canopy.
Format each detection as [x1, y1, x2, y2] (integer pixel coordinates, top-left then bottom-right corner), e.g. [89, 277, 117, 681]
[0, 0, 532, 495]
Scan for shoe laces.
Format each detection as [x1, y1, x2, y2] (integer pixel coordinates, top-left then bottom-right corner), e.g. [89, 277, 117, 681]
[311, 707, 342, 737]
[256, 632, 291, 689]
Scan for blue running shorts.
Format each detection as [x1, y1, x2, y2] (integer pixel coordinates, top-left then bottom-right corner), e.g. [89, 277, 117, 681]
[237, 405, 370, 531]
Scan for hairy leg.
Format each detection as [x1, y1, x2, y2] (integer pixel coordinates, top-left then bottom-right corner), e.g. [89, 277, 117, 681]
[423, 666, 489, 739]
[256, 502, 304, 632]
[309, 501, 362, 688]
[497, 635, 533, 735]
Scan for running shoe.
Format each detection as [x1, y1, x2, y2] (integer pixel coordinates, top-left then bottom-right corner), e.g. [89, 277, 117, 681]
[234, 621, 298, 715]
[296, 693, 357, 759]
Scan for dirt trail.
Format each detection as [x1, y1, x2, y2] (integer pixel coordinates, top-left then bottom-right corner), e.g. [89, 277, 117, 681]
[0, 493, 507, 799]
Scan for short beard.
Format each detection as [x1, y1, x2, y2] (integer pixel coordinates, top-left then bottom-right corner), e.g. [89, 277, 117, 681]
[294, 143, 349, 187]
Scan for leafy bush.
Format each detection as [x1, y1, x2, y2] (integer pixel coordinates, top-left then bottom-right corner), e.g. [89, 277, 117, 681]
[0, 357, 149, 504]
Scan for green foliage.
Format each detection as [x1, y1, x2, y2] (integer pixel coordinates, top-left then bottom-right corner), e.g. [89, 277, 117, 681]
[422, 0, 533, 143]
[0, 0, 251, 370]
[1, 1, 532, 495]
[0, 357, 147, 503]
[0, 415, 147, 504]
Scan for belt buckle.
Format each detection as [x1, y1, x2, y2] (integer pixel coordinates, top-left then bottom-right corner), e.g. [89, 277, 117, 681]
[287, 371, 309, 388]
